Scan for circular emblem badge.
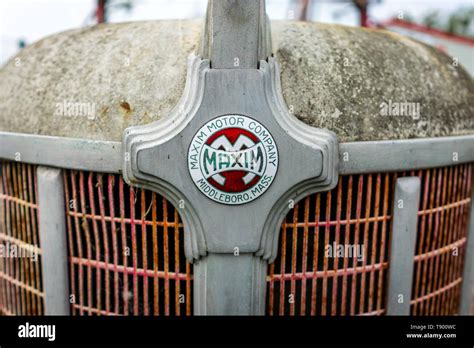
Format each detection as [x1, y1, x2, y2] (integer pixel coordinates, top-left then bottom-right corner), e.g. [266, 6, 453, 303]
[188, 114, 279, 205]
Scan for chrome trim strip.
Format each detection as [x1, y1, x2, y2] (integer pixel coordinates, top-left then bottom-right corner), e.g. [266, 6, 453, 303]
[0, 132, 473, 174]
[0, 132, 122, 173]
[37, 166, 70, 315]
[386, 176, 421, 315]
[339, 135, 474, 174]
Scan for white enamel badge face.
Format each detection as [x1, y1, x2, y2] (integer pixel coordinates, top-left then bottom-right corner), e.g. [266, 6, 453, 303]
[188, 115, 279, 205]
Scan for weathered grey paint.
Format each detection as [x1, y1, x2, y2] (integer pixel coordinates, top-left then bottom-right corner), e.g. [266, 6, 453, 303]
[194, 253, 267, 315]
[0, 132, 121, 173]
[339, 135, 474, 174]
[460, 190, 474, 315]
[37, 166, 70, 315]
[386, 177, 421, 315]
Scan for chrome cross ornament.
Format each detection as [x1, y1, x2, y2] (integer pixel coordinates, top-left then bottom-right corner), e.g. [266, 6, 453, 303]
[122, 0, 338, 315]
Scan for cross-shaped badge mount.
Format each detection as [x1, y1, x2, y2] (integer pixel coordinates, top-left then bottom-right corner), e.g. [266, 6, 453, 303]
[122, 0, 338, 314]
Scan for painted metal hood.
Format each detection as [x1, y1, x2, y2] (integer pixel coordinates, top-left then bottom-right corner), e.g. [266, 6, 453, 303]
[0, 20, 472, 142]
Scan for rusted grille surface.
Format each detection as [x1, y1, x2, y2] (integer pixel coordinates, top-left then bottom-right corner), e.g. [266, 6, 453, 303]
[267, 173, 394, 316]
[0, 161, 44, 315]
[411, 164, 472, 315]
[64, 170, 193, 316]
[267, 164, 473, 316]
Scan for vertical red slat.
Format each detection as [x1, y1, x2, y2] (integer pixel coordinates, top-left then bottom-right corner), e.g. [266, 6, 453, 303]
[108, 175, 120, 314]
[97, 174, 110, 315]
[141, 190, 149, 316]
[341, 176, 353, 315]
[359, 174, 372, 314]
[129, 186, 139, 315]
[79, 172, 93, 315]
[350, 176, 363, 315]
[163, 198, 170, 316]
[151, 193, 160, 315]
[290, 204, 298, 316]
[310, 194, 321, 316]
[118, 178, 129, 315]
[376, 173, 390, 313]
[367, 174, 381, 313]
[300, 197, 310, 315]
[321, 190, 331, 316]
[279, 221, 287, 315]
[174, 208, 181, 316]
[331, 181, 342, 315]
[88, 173, 102, 314]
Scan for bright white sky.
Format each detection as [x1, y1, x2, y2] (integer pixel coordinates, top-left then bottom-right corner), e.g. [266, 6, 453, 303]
[0, 0, 472, 64]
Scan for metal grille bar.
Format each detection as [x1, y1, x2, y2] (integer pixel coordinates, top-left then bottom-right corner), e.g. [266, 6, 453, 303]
[63, 170, 193, 316]
[0, 161, 44, 315]
[386, 176, 421, 315]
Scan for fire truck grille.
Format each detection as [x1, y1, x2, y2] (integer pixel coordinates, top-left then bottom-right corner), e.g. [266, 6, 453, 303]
[266, 164, 472, 316]
[0, 161, 44, 315]
[0, 161, 472, 316]
[63, 170, 193, 316]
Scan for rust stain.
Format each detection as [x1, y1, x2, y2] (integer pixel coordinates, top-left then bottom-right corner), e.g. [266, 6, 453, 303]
[100, 106, 109, 117]
[120, 101, 131, 113]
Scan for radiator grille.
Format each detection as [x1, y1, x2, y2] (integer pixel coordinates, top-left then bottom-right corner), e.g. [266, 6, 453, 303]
[267, 173, 393, 316]
[0, 161, 44, 315]
[0, 160, 471, 316]
[63, 170, 193, 316]
[266, 164, 472, 316]
[411, 164, 472, 315]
